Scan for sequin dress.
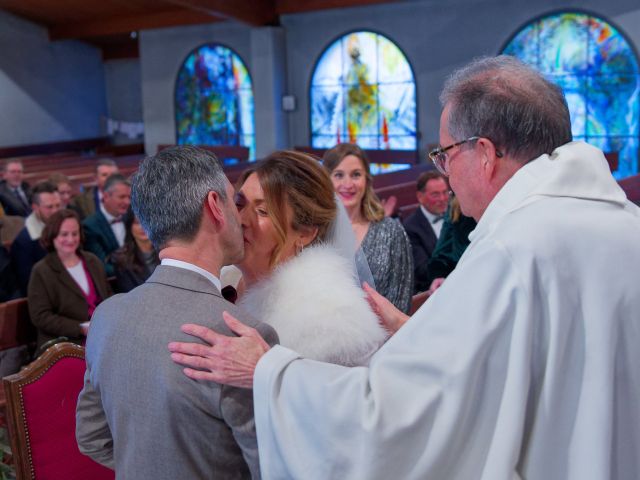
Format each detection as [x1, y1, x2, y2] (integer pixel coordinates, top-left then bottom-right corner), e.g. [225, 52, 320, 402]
[361, 217, 413, 313]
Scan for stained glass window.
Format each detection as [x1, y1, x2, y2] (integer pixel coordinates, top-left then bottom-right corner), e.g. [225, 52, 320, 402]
[175, 44, 255, 159]
[310, 31, 417, 153]
[502, 12, 640, 179]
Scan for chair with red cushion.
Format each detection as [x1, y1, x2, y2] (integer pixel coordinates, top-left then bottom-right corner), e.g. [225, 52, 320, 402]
[2, 342, 114, 480]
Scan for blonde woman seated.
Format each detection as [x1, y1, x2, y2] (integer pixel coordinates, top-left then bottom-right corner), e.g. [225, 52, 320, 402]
[222, 151, 387, 366]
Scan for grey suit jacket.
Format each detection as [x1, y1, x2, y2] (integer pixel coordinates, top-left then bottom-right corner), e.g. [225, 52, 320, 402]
[76, 265, 278, 479]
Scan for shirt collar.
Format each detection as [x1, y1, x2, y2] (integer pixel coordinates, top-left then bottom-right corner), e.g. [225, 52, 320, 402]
[25, 212, 45, 240]
[160, 258, 222, 291]
[420, 205, 441, 223]
[100, 201, 117, 223]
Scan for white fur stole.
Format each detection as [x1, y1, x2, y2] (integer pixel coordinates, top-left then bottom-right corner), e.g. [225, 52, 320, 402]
[239, 244, 387, 366]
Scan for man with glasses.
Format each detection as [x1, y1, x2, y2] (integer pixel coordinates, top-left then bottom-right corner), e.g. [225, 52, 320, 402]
[169, 56, 640, 479]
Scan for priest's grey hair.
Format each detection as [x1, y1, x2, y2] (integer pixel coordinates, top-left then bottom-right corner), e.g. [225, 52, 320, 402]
[131, 146, 228, 249]
[440, 55, 572, 163]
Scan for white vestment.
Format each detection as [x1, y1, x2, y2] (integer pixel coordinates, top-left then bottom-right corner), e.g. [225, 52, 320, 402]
[253, 142, 640, 480]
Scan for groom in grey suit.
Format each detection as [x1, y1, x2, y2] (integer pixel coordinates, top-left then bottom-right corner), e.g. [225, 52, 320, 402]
[76, 146, 278, 479]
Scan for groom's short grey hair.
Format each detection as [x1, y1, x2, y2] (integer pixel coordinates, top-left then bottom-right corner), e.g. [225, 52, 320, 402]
[131, 146, 228, 249]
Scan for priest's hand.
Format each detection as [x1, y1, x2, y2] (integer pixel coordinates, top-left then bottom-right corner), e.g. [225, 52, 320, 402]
[363, 282, 409, 334]
[168, 312, 270, 389]
[428, 277, 445, 295]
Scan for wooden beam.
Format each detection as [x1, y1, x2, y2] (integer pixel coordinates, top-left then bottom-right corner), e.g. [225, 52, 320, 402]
[162, 0, 277, 26]
[101, 41, 140, 61]
[49, 8, 221, 40]
[277, 0, 397, 15]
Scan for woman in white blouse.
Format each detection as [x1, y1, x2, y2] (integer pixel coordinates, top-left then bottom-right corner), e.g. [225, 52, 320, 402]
[28, 209, 111, 352]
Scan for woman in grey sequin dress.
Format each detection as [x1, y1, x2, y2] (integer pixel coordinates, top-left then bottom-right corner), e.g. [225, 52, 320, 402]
[323, 144, 413, 313]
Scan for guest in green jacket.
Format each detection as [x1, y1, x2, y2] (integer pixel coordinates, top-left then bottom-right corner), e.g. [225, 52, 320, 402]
[426, 196, 477, 292]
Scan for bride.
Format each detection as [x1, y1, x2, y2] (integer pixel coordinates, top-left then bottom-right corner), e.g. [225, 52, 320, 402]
[219, 150, 386, 367]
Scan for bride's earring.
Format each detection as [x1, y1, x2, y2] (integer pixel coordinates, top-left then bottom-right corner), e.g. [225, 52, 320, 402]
[296, 242, 304, 255]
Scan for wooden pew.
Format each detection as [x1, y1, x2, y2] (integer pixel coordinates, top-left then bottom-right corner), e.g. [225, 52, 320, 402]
[19, 153, 143, 194]
[294, 146, 419, 166]
[0, 137, 110, 159]
[0, 299, 35, 353]
[0, 298, 36, 384]
[158, 145, 250, 164]
[0, 138, 143, 161]
[619, 173, 640, 205]
[372, 163, 432, 189]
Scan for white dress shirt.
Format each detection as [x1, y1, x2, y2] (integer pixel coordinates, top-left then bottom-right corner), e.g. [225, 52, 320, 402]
[100, 203, 126, 247]
[160, 258, 222, 292]
[419, 205, 444, 238]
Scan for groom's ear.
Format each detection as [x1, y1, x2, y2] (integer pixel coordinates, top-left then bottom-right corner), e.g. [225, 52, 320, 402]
[204, 190, 225, 228]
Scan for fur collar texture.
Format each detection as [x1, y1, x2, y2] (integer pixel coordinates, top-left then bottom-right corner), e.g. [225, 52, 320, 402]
[239, 244, 387, 366]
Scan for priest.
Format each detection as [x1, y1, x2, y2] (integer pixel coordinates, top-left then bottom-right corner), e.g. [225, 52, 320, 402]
[169, 56, 640, 480]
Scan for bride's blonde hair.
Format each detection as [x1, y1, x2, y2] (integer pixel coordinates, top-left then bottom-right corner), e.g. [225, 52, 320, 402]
[239, 151, 336, 268]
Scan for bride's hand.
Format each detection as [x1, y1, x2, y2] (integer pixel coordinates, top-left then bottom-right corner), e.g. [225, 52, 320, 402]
[363, 282, 409, 335]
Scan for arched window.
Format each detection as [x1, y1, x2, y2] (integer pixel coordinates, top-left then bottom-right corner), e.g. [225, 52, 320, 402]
[310, 31, 417, 153]
[502, 12, 640, 179]
[175, 44, 255, 159]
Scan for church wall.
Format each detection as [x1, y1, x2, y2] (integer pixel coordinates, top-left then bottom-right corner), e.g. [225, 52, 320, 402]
[3, 0, 637, 156]
[104, 58, 144, 145]
[0, 10, 107, 148]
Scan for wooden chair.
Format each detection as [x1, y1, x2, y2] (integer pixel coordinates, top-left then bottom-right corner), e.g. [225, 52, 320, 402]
[0, 298, 36, 378]
[3, 343, 114, 480]
[0, 298, 35, 353]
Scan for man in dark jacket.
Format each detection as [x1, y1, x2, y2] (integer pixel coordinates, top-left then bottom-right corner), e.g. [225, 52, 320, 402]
[11, 181, 61, 295]
[403, 171, 449, 292]
[0, 160, 32, 217]
[82, 174, 131, 276]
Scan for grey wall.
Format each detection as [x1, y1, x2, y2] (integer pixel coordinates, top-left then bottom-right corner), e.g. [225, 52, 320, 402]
[0, 10, 107, 147]
[104, 58, 143, 144]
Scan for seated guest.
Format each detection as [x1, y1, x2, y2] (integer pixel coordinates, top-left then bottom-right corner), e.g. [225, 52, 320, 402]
[111, 211, 159, 293]
[82, 174, 131, 276]
[11, 182, 62, 296]
[0, 160, 31, 217]
[49, 172, 74, 209]
[70, 158, 118, 219]
[403, 171, 449, 293]
[28, 209, 111, 351]
[323, 143, 414, 313]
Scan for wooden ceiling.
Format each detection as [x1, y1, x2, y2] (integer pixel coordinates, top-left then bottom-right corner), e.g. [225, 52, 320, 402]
[0, 0, 399, 59]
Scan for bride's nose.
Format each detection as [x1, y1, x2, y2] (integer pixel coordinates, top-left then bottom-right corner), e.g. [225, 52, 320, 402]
[239, 205, 252, 226]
